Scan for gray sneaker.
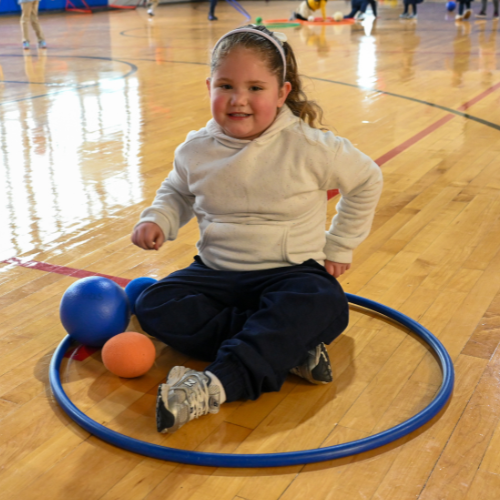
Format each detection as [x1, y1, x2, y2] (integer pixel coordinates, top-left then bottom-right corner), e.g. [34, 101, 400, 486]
[290, 343, 333, 384]
[156, 367, 221, 433]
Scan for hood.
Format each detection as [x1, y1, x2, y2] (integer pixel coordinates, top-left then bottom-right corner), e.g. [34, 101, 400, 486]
[205, 105, 300, 149]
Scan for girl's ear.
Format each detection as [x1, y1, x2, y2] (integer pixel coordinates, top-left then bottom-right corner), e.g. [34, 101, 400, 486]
[278, 81, 292, 107]
[206, 77, 211, 96]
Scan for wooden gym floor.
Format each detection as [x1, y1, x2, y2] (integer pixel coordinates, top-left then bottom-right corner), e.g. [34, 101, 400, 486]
[1, 1, 500, 498]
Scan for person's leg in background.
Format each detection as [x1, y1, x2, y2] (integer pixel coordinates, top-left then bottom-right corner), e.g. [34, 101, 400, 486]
[410, 0, 417, 16]
[463, 0, 472, 17]
[29, 1, 46, 47]
[208, 0, 218, 20]
[400, 0, 411, 18]
[345, 0, 363, 18]
[457, 0, 466, 17]
[477, 0, 488, 16]
[147, 0, 159, 17]
[20, 2, 34, 49]
[457, 0, 472, 18]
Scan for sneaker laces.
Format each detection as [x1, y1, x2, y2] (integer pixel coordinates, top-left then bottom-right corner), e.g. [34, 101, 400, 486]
[166, 369, 213, 421]
[185, 373, 210, 420]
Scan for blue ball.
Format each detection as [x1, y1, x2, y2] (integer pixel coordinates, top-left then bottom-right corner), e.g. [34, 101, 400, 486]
[60, 276, 131, 347]
[125, 277, 158, 315]
[446, 1, 456, 11]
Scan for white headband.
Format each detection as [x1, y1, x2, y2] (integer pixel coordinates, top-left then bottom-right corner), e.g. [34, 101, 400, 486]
[212, 27, 288, 81]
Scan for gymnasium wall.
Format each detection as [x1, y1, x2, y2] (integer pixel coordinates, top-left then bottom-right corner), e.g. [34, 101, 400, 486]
[0, 0, 207, 15]
[0, 0, 107, 14]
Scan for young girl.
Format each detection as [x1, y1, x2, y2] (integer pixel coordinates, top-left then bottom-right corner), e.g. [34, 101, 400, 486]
[131, 25, 383, 433]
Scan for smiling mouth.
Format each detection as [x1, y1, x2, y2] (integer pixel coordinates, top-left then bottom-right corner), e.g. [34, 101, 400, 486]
[228, 113, 251, 118]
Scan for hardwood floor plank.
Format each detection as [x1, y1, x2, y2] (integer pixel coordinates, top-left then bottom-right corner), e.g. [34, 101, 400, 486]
[1, 3, 499, 498]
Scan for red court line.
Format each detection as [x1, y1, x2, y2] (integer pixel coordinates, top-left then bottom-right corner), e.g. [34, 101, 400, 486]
[374, 81, 500, 166]
[1, 257, 131, 287]
[457, 81, 500, 111]
[0, 258, 131, 361]
[327, 81, 500, 200]
[327, 113, 454, 199]
[373, 114, 456, 167]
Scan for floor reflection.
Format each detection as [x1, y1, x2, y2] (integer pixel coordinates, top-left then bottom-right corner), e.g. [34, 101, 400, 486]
[0, 55, 143, 261]
[357, 32, 377, 88]
[399, 22, 421, 82]
[451, 20, 471, 87]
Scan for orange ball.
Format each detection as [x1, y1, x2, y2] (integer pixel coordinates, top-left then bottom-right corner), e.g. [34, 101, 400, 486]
[102, 332, 156, 378]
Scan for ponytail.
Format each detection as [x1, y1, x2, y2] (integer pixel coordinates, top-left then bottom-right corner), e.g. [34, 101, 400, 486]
[282, 41, 324, 129]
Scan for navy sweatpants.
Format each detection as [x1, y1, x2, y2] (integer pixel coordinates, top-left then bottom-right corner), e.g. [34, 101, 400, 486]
[403, 0, 418, 14]
[458, 0, 471, 14]
[345, 0, 377, 18]
[136, 257, 349, 402]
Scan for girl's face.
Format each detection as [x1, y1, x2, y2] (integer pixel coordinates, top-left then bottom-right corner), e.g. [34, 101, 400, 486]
[207, 47, 292, 141]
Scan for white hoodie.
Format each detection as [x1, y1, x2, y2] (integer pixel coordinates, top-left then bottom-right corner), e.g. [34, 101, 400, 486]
[137, 106, 383, 271]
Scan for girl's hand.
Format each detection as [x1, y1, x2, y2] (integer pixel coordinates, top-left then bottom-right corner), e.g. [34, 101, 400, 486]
[131, 222, 165, 251]
[325, 259, 351, 278]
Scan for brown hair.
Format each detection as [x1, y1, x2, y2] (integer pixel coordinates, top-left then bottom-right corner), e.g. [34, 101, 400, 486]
[211, 25, 324, 129]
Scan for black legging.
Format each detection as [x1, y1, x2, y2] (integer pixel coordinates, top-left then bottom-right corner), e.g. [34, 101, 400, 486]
[367, 0, 377, 16]
[345, 0, 377, 18]
[209, 0, 217, 16]
[403, 0, 417, 14]
[458, 0, 471, 14]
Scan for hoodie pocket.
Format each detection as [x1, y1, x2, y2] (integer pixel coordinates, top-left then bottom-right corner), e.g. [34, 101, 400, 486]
[198, 222, 289, 270]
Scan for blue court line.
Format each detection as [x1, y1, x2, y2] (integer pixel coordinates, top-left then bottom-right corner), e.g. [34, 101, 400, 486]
[0, 80, 72, 86]
[309, 76, 500, 132]
[119, 25, 500, 37]
[0, 54, 138, 106]
[1, 53, 498, 132]
[124, 55, 208, 66]
[124, 56, 500, 132]
[119, 27, 211, 40]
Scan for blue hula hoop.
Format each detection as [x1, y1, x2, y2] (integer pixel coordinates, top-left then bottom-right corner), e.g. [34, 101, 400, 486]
[49, 293, 454, 468]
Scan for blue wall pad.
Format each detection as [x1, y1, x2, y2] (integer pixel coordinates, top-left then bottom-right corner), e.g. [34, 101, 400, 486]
[1, 0, 107, 15]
